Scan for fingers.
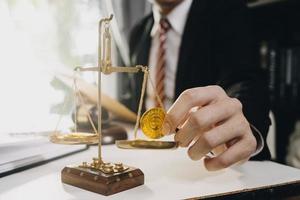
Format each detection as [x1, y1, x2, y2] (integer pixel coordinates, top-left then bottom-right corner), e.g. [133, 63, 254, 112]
[203, 134, 256, 171]
[162, 85, 257, 171]
[186, 114, 247, 160]
[162, 86, 227, 135]
[175, 98, 242, 147]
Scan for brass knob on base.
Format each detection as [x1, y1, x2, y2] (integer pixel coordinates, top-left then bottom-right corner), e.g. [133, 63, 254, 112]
[114, 163, 124, 172]
[92, 158, 101, 169]
[102, 164, 114, 173]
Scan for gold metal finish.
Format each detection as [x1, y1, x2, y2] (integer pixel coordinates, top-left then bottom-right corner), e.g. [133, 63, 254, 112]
[140, 107, 165, 139]
[78, 157, 129, 174]
[75, 66, 144, 73]
[50, 132, 98, 145]
[133, 67, 149, 139]
[116, 140, 178, 149]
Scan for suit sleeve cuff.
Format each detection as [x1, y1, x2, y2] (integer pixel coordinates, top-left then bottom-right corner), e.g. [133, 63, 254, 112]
[249, 124, 264, 157]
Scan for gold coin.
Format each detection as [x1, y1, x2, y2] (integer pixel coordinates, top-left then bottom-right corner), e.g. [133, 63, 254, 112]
[140, 107, 165, 139]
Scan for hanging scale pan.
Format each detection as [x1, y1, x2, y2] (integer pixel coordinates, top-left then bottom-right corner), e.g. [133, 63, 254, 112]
[116, 107, 178, 149]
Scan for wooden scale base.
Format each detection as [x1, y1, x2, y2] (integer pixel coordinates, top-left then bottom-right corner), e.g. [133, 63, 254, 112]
[61, 164, 144, 196]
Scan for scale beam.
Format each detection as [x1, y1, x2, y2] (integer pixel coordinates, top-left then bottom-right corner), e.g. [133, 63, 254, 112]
[75, 65, 146, 74]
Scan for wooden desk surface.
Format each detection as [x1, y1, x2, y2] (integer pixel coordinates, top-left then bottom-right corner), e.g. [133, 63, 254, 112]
[1, 144, 300, 200]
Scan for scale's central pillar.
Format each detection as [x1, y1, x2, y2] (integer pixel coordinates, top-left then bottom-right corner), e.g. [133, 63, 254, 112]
[97, 15, 103, 164]
[61, 15, 144, 196]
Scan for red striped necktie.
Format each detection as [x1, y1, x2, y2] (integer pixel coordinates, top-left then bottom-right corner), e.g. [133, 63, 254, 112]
[155, 18, 171, 107]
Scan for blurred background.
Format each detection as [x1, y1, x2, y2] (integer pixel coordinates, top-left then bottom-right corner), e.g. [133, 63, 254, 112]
[0, 0, 300, 168]
[0, 0, 149, 134]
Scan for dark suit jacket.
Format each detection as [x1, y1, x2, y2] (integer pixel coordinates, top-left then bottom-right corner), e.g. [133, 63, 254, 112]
[118, 0, 271, 160]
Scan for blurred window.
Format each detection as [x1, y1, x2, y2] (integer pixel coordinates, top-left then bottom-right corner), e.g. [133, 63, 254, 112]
[0, 0, 103, 133]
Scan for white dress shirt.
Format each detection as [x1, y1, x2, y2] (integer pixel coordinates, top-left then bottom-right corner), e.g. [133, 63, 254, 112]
[146, 0, 193, 110]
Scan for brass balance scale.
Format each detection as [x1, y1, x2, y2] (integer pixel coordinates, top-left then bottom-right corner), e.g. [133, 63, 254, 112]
[50, 15, 177, 196]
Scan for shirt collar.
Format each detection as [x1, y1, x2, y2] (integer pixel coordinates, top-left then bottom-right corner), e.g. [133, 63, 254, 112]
[151, 0, 193, 37]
